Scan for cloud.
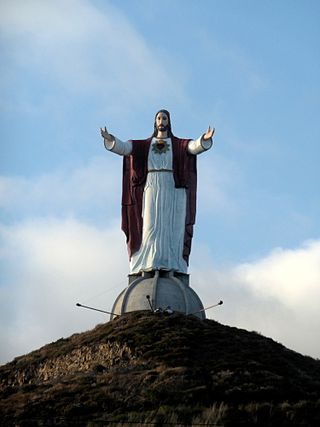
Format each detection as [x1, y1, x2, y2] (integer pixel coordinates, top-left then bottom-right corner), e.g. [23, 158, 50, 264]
[0, 156, 121, 222]
[235, 240, 320, 308]
[0, 218, 128, 364]
[1, 210, 319, 364]
[191, 239, 320, 359]
[0, 0, 185, 111]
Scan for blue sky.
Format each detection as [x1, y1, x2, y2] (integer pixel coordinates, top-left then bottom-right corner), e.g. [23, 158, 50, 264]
[1, 0, 320, 363]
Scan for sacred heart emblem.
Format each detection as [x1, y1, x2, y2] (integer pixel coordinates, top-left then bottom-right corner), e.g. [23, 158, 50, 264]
[152, 139, 170, 154]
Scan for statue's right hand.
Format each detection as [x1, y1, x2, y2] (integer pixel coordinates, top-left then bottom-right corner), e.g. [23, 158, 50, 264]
[100, 126, 113, 142]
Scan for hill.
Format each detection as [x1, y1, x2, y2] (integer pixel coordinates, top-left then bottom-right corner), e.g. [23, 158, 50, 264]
[1, 311, 320, 426]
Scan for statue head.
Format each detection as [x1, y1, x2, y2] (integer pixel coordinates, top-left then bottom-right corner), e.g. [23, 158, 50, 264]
[152, 109, 173, 137]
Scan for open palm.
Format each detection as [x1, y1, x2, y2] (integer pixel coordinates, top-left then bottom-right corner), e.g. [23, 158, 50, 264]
[203, 126, 215, 140]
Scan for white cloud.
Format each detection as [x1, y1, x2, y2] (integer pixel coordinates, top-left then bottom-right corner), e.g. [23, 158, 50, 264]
[235, 240, 320, 308]
[0, 155, 128, 364]
[0, 156, 121, 221]
[0, 0, 185, 109]
[0, 218, 128, 364]
[191, 239, 320, 359]
[1, 216, 319, 364]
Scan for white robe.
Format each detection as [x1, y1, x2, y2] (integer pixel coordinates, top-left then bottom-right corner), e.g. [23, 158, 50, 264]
[105, 136, 212, 273]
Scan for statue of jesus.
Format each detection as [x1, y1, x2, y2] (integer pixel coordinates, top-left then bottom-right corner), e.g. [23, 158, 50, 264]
[100, 109, 214, 275]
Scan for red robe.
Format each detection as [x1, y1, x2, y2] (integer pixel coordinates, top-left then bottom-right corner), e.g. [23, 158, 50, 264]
[121, 136, 197, 265]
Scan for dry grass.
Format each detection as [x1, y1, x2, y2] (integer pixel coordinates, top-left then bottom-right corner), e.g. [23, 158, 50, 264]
[1, 311, 320, 426]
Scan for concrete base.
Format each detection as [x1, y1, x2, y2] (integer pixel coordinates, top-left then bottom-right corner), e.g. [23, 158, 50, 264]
[111, 270, 205, 320]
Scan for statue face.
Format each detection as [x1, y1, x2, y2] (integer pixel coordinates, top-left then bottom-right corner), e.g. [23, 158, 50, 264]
[156, 112, 169, 132]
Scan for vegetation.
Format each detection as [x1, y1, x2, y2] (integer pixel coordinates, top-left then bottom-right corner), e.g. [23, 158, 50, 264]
[1, 311, 320, 426]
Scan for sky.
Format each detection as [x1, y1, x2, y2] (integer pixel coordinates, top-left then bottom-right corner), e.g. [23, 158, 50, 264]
[0, 0, 319, 364]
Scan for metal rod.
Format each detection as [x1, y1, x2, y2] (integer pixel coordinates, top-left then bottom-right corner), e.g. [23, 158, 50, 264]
[76, 303, 119, 317]
[146, 295, 154, 311]
[190, 300, 223, 315]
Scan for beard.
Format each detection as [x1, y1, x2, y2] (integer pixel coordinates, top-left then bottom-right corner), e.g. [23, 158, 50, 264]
[157, 124, 168, 132]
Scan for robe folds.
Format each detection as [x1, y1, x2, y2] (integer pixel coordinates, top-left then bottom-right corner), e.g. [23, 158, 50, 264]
[121, 137, 197, 270]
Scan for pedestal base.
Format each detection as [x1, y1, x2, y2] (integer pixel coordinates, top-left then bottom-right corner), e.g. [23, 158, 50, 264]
[111, 270, 205, 320]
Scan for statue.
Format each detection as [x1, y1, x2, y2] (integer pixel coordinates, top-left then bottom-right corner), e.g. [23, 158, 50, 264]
[100, 109, 214, 275]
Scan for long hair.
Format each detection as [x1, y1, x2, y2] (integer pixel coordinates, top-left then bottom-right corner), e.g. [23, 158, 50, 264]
[152, 109, 173, 137]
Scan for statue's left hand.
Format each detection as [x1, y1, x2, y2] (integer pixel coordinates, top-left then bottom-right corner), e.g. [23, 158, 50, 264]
[100, 126, 113, 142]
[203, 126, 215, 140]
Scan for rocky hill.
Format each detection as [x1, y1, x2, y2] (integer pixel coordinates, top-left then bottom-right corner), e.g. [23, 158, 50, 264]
[1, 311, 320, 426]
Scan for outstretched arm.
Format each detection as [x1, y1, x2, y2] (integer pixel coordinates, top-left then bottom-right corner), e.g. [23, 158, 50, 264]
[188, 125, 215, 155]
[100, 126, 132, 156]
